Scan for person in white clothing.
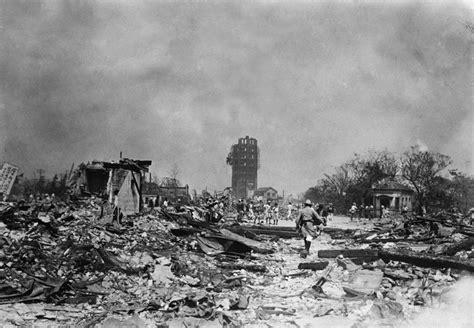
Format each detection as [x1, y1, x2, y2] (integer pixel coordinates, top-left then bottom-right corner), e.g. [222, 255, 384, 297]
[287, 202, 293, 221]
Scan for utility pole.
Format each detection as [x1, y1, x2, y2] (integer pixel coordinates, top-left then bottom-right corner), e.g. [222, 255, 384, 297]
[37, 169, 45, 193]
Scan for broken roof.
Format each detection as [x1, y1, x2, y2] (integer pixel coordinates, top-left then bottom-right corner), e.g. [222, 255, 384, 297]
[79, 158, 152, 173]
[372, 180, 413, 192]
[102, 158, 152, 173]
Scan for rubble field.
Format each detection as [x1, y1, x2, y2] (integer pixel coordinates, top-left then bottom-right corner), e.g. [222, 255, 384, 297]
[0, 198, 473, 327]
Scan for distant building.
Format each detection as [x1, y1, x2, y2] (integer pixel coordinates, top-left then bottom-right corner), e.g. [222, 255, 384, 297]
[141, 181, 160, 198]
[226, 136, 259, 199]
[142, 182, 190, 205]
[370, 180, 414, 217]
[254, 187, 278, 202]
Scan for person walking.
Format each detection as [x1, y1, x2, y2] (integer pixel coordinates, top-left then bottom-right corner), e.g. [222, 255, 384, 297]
[273, 201, 279, 225]
[236, 199, 244, 222]
[296, 200, 326, 258]
[264, 201, 271, 225]
[248, 202, 255, 223]
[287, 202, 293, 221]
[316, 204, 328, 223]
[327, 203, 334, 221]
[349, 203, 358, 221]
[359, 204, 365, 219]
[255, 201, 264, 224]
[369, 205, 374, 220]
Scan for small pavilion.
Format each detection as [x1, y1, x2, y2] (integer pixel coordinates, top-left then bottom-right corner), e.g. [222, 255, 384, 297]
[371, 180, 414, 217]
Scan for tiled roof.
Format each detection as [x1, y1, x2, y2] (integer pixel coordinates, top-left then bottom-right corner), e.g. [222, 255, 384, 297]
[372, 180, 412, 191]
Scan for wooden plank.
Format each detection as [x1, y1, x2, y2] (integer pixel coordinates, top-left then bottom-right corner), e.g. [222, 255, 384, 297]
[170, 227, 202, 236]
[379, 249, 474, 272]
[243, 228, 298, 238]
[443, 237, 474, 256]
[358, 237, 434, 243]
[298, 261, 329, 271]
[245, 225, 298, 231]
[318, 249, 379, 259]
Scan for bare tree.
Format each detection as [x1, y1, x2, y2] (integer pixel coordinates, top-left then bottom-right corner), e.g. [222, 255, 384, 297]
[349, 150, 399, 185]
[448, 170, 474, 213]
[323, 164, 353, 196]
[170, 163, 179, 182]
[160, 163, 181, 187]
[401, 146, 451, 215]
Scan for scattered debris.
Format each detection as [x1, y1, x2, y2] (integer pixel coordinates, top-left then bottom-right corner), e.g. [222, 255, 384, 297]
[0, 197, 472, 326]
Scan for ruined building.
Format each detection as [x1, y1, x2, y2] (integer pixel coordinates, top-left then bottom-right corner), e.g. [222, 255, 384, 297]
[68, 158, 152, 214]
[226, 136, 259, 199]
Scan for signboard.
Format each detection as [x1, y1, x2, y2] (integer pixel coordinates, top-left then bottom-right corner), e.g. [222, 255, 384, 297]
[0, 163, 19, 199]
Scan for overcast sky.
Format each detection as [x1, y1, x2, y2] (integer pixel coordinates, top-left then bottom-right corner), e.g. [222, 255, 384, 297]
[0, 0, 472, 195]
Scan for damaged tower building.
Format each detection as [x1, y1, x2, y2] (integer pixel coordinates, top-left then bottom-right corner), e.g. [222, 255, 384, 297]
[226, 136, 259, 199]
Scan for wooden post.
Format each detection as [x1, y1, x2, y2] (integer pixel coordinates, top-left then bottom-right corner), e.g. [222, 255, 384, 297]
[139, 172, 143, 212]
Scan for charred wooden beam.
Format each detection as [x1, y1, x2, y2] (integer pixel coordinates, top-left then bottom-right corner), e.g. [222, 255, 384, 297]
[443, 237, 474, 256]
[358, 237, 434, 243]
[379, 249, 474, 272]
[323, 228, 358, 234]
[246, 230, 298, 238]
[170, 227, 202, 236]
[318, 247, 474, 271]
[298, 261, 329, 271]
[245, 225, 298, 231]
[232, 226, 299, 238]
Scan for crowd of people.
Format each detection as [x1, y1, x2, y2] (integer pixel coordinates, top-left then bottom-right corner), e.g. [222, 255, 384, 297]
[348, 203, 378, 221]
[347, 202, 410, 221]
[235, 199, 292, 225]
[232, 199, 335, 227]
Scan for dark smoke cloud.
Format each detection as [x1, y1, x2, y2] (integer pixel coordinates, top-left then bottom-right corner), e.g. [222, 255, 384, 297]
[0, 0, 471, 194]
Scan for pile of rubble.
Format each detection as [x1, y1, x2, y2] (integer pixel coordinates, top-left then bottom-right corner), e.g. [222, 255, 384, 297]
[0, 199, 472, 327]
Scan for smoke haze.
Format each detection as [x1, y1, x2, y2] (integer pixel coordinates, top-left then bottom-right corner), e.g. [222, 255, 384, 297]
[0, 0, 472, 194]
